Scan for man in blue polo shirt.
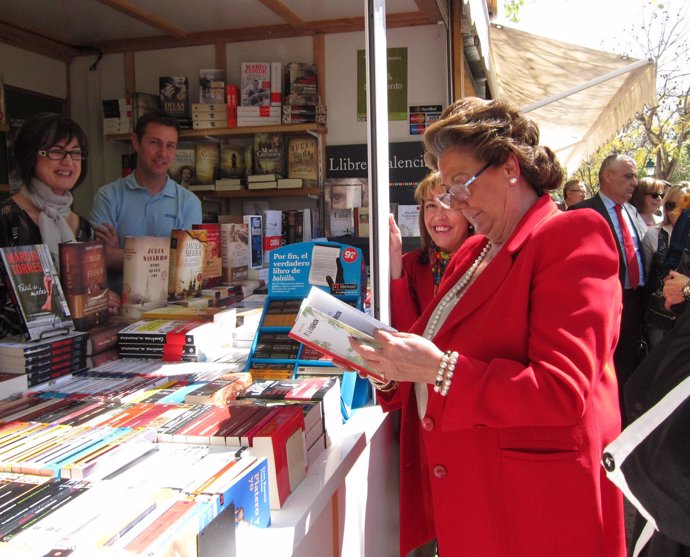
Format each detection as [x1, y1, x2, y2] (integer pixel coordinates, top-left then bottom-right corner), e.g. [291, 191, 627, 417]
[90, 110, 202, 294]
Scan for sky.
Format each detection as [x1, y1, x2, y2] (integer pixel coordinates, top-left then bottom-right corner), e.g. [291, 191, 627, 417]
[499, 0, 688, 58]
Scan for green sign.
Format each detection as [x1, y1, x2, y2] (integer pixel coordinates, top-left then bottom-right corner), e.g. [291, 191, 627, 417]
[357, 47, 408, 122]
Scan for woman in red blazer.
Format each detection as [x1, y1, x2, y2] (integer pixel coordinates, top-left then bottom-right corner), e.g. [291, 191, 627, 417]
[351, 98, 626, 557]
[390, 171, 472, 331]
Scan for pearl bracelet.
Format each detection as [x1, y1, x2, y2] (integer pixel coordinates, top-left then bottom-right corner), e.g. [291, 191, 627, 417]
[434, 350, 458, 396]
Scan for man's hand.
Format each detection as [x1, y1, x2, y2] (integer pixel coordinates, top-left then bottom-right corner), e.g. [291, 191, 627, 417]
[662, 270, 690, 309]
[93, 222, 119, 249]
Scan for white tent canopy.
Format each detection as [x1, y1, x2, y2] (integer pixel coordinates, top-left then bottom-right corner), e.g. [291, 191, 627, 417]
[489, 23, 657, 175]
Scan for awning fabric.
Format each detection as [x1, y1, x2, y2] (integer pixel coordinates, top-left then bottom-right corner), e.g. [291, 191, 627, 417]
[489, 23, 657, 175]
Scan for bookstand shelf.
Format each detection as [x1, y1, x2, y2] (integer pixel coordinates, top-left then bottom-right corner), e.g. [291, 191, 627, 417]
[203, 187, 320, 200]
[105, 123, 326, 143]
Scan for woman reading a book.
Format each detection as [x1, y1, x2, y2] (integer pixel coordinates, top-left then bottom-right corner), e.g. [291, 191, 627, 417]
[349, 98, 625, 557]
[389, 171, 472, 331]
[0, 113, 120, 327]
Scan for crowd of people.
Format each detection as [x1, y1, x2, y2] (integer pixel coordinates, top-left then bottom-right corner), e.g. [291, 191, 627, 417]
[2, 99, 689, 557]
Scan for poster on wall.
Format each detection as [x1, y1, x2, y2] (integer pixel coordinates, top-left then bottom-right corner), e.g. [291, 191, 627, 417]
[356, 47, 408, 122]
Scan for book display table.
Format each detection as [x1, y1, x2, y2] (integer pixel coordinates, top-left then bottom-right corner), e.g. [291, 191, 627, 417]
[238, 404, 399, 557]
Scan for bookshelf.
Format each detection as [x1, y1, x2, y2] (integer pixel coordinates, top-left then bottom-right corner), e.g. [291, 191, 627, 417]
[104, 123, 325, 144]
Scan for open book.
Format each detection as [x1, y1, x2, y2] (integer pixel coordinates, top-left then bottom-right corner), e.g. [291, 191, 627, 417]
[288, 286, 396, 381]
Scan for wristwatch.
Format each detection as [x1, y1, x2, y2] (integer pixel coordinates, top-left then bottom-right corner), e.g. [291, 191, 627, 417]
[682, 280, 690, 301]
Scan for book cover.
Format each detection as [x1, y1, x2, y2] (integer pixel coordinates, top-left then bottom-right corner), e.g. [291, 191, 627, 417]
[194, 142, 220, 185]
[170, 146, 195, 187]
[240, 62, 271, 107]
[283, 62, 318, 105]
[244, 215, 263, 270]
[289, 286, 396, 381]
[58, 241, 109, 331]
[159, 76, 190, 123]
[198, 68, 226, 104]
[193, 223, 222, 288]
[286, 135, 318, 187]
[0, 244, 74, 341]
[121, 236, 170, 321]
[270, 61, 282, 106]
[253, 132, 284, 176]
[262, 210, 282, 255]
[397, 204, 421, 237]
[131, 92, 160, 130]
[354, 207, 370, 237]
[248, 405, 306, 509]
[220, 143, 247, 179]
[220, 223, 250, 283]
[168, 229, 208, 301]
[226, 84, 239, 128]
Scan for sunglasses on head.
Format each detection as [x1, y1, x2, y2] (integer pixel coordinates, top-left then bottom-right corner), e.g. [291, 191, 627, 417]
[665, 201, 677, 211]
[646, 192, 663, 199]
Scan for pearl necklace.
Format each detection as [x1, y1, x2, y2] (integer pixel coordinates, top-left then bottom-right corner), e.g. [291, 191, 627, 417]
[424, 240, 492, 340]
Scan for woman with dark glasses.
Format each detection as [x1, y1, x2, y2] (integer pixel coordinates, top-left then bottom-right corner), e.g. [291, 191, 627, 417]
[641, 184, 690, 347]
[631, 177, 666, 227]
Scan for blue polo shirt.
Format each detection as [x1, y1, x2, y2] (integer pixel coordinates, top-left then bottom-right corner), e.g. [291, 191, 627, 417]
[90, 172, 202, 243]
[90, 172, 202, 292]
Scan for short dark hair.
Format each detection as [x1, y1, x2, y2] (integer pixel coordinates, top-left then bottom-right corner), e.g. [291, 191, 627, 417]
[12, 112, 89, 188]
[134, 110, 181, 141]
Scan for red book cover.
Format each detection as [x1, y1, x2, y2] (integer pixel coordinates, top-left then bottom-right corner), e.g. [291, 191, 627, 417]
[207, 404, 263, 446]
[226, 84, 239, 128]
[248, 405, 306, 509]
[58, 241, 109, 331]
[192, 223, 222, 288]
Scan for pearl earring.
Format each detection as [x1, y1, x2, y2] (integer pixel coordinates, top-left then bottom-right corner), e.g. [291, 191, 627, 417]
[509, 177, 517, 185]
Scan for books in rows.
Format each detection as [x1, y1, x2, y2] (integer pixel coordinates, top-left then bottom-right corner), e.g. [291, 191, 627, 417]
[0, 244, 74, 341]
[168, 229, 208, 301]
[121, 236, 170, 321]
[289, 286, 395, 381]
[58, 240, 109, 331]
[159, 76, 191, 126]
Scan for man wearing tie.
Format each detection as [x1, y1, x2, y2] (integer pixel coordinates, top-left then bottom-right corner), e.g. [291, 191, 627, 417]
[570, 154, 647, 421]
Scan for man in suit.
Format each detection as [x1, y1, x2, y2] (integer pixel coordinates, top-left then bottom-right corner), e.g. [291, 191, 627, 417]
[571, 154, 647, 421]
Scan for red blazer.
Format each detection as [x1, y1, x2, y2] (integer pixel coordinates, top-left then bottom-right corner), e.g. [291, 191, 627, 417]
[380, 195, 626, 557]
[390, 249, 435, 331]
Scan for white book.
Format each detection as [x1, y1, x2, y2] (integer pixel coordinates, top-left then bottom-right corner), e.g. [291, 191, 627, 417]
[271, 61, 282, 106]
[289, 286, 395, 381]
[397, 204, 421, 237]
[240, 62, 271, 107]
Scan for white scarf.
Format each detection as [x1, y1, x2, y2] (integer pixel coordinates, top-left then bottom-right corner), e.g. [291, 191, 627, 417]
[19, 179, 76, 265]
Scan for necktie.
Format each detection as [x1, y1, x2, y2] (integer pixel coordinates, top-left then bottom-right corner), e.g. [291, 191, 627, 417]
[614, 204, 640, 289]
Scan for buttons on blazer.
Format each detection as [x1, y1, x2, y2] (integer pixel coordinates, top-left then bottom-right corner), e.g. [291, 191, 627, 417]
[421, 417, 434, 431]
[602, 452, 616, 472]
[432, 464, 447, 479]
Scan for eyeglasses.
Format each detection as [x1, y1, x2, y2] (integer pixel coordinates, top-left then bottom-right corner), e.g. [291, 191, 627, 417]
[645, 192, 663, 200]
[665, 201, 677, 211]
[436, 162, 493, 209]
[38, 149, 87, 161]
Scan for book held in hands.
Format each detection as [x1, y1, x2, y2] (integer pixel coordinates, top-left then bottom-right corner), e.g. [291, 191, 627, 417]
[289, 286, 395, 381]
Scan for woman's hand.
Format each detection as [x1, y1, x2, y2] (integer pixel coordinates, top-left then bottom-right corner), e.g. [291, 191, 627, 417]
[389, 214, 403, 280]
[94, 222, 120, 249]
[349, 329, 446, 385]
[663, 270, 690, 309]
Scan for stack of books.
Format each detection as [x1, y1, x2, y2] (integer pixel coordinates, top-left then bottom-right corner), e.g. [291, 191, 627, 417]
[238, 61, 282, 126]
[192, 103, 228, 130]
[282, 62, 326, 125]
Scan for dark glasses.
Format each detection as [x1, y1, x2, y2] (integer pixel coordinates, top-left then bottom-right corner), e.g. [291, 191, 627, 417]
[646, 192, 663, 199]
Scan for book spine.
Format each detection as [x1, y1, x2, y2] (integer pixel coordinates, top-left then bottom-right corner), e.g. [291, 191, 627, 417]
[271, 62, 282, 106]
[226, 85, 239, 128]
